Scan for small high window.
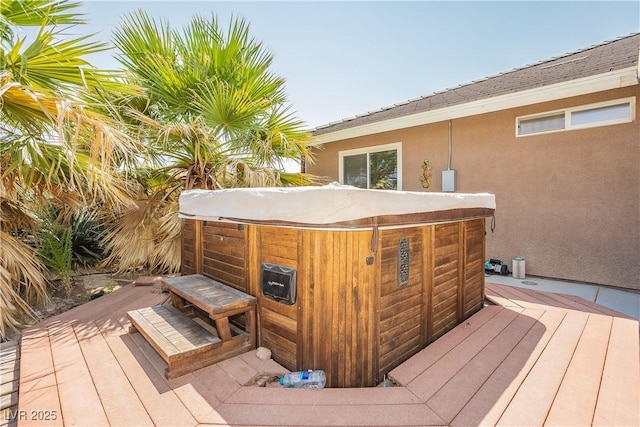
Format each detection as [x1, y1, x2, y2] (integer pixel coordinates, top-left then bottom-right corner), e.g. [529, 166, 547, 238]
[517, 98, 634, 137]
[339, 142, 401, 190]
[519, 113, 565, 135]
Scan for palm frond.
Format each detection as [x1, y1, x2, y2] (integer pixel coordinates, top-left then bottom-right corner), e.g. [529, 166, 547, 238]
[0, 231, 49, 340]
[102, 10, 317, 273]
[4, 25, 134, 96]
[1, 0, 84, 27]
[102, 197, 181, 273]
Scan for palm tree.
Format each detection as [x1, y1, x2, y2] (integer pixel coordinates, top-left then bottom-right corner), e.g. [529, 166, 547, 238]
[102, 10, 316, 272]
[0, 0, 140, 340]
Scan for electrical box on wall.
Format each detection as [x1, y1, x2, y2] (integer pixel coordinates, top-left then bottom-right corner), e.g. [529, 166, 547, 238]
[442, 169, 456, 192]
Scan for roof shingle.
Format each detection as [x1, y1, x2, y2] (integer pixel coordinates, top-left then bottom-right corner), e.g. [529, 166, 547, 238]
[313, 33, 640, 136]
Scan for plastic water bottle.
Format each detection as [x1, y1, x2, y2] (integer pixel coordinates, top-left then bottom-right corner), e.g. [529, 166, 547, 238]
[279, 370, 326, 388]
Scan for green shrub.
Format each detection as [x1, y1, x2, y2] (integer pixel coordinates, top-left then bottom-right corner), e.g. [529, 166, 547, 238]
[70, 210, 106, 267]
[39, 225, 73, 295]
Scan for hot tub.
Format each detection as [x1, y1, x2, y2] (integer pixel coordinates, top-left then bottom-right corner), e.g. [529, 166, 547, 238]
[178, 184, 496, 387]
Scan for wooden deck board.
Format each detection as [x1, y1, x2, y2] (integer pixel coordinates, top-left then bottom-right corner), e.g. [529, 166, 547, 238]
[545, 313, 612, 426]
[47, 322, 110, 427]
[484, 286, 524, 309]
[450, 308, 567, 427]
[14, 282, 638, 427]
[496, 310, 590, 426]
[515, 286, 615, 316]
[562, 293, 633, 318]
[17, 334, 62, 427]
[592, 316, 640, 426]
[389, 305, 503, 386]
[37, 284, 169, 329]
[127, 332, 228, 424]
[487, 283, 549, 309]
[407, 306, 522, 401]
[0, 361, 19, 385]
[487, 282, 632, 319]
[94, 317, 198, 426]
[0, 342, 19, 427]
[426, 308, 544, 423]
[74, 322, 154, 427]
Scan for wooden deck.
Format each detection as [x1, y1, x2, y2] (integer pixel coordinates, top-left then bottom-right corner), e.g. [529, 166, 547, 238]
[1, 340, 19, 427]
[9, 280, 640, 426]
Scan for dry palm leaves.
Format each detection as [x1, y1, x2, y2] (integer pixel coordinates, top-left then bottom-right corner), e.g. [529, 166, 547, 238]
[0, 231, 49, 341]
[102, 197, 181, 274]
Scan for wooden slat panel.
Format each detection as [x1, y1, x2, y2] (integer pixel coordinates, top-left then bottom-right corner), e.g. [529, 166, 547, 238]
[254, 226, 299, 372]
[336, 232, 350, 388]
[379, 287, 422, 317]
[420, 225, 434, 348]
[379, 328, 422, 374]
[463, 278, 483, 317]
[330, 231, 343, 387]
[260, 308, 297, 344]
[203, 239, 245, 258]
[258, 227, 298, 267]
[259, 227, 298, 261]
[259, 295, 297, 322]
[358, 230, 377, 387]
[202, 221, 244, 238]
[379, 304, 421, 341]
[432, 278, 458, 303]
[432, 290, 457, 311]
[462, 219, 485, 318]
[430, 223, 460, 341]
[201, 223, 248, 291]
[431, 311, 458, 340]
[202, 254, 245, 276]
[258, 226, 298, 248]
[202, 264, 246, 290]
[298, 229, 377, 387]
[260, 328, 296, 370]
[181, 219, 197, 275]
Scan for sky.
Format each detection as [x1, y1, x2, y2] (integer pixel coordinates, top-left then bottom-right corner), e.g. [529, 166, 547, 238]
[46, 1, 640, 129]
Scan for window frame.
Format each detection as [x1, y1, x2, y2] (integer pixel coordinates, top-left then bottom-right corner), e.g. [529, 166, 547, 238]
[338, 142, 403, 190]
[516, 97, 635, 137]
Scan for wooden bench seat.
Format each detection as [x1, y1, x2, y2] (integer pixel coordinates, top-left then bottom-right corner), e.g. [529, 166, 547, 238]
[163, 274, 257, 348]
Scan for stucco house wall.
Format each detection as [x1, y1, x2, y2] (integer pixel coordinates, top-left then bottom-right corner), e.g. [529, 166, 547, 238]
[307, 86, 640, 290]
[307, 85, 639, 291]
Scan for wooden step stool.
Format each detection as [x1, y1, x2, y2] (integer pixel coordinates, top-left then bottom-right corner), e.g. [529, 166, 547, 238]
[128, 274, 257, 379]
[127, 304, 222, 379]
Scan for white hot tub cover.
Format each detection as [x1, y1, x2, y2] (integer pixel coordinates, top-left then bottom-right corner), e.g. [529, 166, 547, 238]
[178, 183, 495, 228]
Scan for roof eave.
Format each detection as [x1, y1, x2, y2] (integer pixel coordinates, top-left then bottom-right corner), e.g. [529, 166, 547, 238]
[311, 66, 639, 145]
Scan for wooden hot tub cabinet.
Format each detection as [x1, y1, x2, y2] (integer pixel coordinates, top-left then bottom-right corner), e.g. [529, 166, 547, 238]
[180, 216, 488, 388]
